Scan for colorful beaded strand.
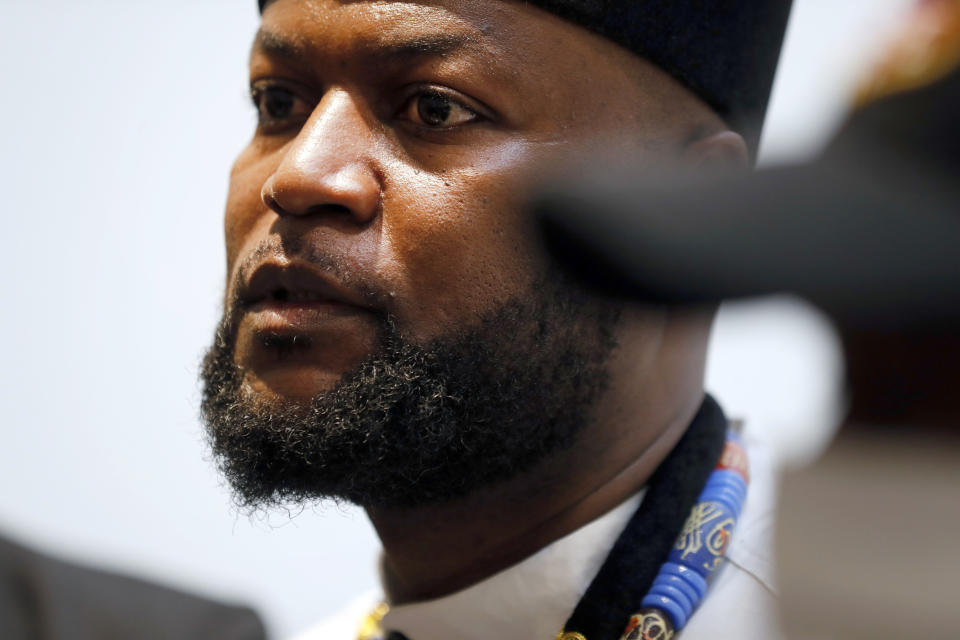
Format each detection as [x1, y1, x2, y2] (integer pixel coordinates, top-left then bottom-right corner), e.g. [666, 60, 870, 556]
[620, 431, 749, 640]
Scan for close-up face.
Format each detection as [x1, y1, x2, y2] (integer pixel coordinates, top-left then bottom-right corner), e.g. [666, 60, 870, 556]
[223, 0, 713, 402]
[203, 0, 728, 509]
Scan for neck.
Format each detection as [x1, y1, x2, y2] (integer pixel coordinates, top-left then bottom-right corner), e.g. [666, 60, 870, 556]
[368, 314, 708, 603]
[369, 406, 695, 603]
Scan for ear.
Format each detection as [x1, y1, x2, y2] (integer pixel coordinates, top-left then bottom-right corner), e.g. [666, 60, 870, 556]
[683, 130, 749, 169]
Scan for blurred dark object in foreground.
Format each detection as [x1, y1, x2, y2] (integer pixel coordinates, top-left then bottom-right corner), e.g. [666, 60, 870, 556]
[537, 38, 960, 431]
[537, 63, 960, 330]
[0, 532, 266, 640]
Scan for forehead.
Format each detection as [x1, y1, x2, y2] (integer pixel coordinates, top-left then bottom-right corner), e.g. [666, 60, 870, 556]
[256, 0, 534, 64]
[252, 0, 659, 92]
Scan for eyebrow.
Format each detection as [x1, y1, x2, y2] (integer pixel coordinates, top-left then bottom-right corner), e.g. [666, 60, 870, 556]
[252, 28, 307, 60]
[377, 33, 474, 58]
[252, 28, 476, 63]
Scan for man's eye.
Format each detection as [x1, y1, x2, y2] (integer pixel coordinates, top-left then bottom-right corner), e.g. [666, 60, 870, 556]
[250, 85, 311, 126]
[402, 90, 478, 128]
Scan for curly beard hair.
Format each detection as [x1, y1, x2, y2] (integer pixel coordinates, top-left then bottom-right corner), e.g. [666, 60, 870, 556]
[200, 275, 621, 511]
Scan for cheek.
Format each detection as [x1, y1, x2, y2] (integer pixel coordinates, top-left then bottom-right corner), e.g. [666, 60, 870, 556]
[224, 147, 274, 281]
[381, 147, 544, 338]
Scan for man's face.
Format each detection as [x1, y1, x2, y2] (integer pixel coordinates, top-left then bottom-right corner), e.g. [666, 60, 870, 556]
[205, 0, 702, 509]
[224, 0, 690, 401]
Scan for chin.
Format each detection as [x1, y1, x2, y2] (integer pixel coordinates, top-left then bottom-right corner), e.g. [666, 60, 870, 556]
[241, 364, 348, 403]
[233, 324, 381, 402]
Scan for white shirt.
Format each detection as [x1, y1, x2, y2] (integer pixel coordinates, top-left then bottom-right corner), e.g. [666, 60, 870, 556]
[291, 434, 781, 640]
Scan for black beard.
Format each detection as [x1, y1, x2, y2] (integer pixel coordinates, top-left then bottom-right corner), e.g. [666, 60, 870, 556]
[200, 276, 620, 511]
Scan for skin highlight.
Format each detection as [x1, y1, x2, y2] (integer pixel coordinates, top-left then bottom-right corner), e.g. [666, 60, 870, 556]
[221, 0, 747, 604]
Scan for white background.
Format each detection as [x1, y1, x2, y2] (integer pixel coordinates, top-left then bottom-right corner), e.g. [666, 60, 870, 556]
[0, 1, 912, 637]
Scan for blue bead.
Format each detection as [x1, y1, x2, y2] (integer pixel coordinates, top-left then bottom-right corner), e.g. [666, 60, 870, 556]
[697, 491, 740, 518]
[661, 562, 708, 599]
[669, 498, 739, 577]
[703, 477, 742, 498]
[705, 476, 747, 501]
[654, 574, 701, 608]
[706, 472, 746, 496]
[705, 483, 744, 503]
[705, 471, 741, 486]
[700, 490, 742, 519]
[649, 583, 694, 616]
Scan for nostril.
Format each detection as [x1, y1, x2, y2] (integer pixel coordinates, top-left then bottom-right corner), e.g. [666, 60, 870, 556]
[305, 203, 353, 217]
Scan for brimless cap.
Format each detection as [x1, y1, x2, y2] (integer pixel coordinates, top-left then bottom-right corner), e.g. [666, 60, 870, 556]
[257, 1, 794, 153]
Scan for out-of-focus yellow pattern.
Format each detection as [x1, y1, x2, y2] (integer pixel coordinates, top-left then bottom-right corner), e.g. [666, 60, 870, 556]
[857, 0, 960, 105]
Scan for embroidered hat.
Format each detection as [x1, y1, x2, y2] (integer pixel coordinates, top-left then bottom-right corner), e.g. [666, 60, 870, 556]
[256, 0, 794, 153]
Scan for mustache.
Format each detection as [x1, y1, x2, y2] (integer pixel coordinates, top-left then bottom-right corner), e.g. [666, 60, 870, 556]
[224, 236, 392, 325]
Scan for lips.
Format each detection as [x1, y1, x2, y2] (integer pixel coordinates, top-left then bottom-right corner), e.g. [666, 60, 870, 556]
[231, 260, 383, 388]
[238, 262, 376, 312]
[232, 261, 383, 341]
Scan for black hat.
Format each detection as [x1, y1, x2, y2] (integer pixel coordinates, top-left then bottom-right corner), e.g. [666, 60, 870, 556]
[520, 1, 793, 154]
[257, 1, 794, 153]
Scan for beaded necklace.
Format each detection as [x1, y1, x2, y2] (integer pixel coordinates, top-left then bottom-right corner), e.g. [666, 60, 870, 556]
[357, 397, 742, 640]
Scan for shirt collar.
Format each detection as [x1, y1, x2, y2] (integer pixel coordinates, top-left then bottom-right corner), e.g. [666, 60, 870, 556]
[380, 491, 644, 640]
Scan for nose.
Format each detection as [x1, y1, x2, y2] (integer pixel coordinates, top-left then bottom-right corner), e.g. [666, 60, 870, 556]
[261, 89, 381, 225]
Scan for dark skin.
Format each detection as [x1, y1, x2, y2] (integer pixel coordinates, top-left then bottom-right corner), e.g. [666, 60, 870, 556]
[226, 0, 747, 603]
